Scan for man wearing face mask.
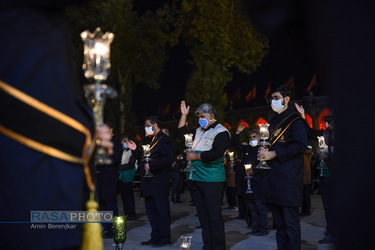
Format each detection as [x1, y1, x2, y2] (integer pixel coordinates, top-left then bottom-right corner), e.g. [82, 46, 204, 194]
[232, 126, 268, 236]
[178, 101, 230, 250]
[132, 116, 173, 247]
[258, 85, 307, 250]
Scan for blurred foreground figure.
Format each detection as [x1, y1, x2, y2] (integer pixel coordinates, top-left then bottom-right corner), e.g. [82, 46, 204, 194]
[0, 1, 114, 249]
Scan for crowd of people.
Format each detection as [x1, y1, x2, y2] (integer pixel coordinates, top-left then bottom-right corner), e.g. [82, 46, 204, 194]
[93, 84, 335, 250]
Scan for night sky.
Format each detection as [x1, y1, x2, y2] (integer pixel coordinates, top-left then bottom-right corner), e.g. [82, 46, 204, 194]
[131, 0, 331, 125]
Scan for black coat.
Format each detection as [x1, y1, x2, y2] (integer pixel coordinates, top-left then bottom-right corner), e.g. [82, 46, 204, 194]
[134, 131, 173, 197]
[96, 137, 122, 202]
[0, 2, 94, 249]
[263, 108, 307, 207]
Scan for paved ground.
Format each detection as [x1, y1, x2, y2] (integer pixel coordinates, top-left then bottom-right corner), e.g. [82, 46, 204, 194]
[103, 190, 334, 250]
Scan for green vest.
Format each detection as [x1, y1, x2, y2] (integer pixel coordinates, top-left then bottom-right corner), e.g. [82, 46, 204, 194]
[190, 150, 225, 182]
[119, 168, 135, 182]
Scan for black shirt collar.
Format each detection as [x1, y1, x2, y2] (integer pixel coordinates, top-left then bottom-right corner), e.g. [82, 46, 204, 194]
[203, 121, 219, 131]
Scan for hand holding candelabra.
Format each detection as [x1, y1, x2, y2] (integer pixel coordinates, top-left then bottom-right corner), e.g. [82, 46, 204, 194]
[183, 134, 195, 179]
[142, 144, 153, 178]
[81, 27, 117, 165]
[256, 123, 271, 169]
[244, 164, 253, 194]
[316, 136, 329, 176]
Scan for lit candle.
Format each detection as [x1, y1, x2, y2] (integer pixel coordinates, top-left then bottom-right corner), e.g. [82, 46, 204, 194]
[184, 133, 193, 148]
[244, 164, 252, 171]
[228, 151, 234, 161]
[113, 216, 126, 244]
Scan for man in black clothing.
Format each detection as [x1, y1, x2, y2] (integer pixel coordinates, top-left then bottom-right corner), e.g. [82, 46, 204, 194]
[170, 153, 186, 203]
[233, 126, 268, 236]
[132, 116, 173, 247]
[96, 125, 122, 238]
[258, 85, 307, 250]
[295, 104, 335, 244]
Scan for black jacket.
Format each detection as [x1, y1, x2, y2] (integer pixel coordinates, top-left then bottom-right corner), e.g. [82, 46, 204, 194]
[263, 108, 307, 207]
[134, 131, 173, 197]
[232, 133, 265, 199]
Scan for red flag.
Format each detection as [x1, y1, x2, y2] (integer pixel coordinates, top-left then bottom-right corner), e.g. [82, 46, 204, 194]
[306, 74, 316, 93]
[160, 104, 170, 116]
[285, 76, 294, 89]
[245, 86, 256, 103]
[237, 120, 249, 128]
[230, 88, 241, 106]
[173, 106, 181, 115]
[305, 113, 313, 128]
[222, 122, 232, 131]
[135, 134, 141, 142]
[264, 82, 271, 101]
[255, 117, 268, 128]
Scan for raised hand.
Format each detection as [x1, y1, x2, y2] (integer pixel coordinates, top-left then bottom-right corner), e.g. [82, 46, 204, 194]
[127, 140, 137, 150]
[295, 103, 305, 119]
[236, 123, 246, 134]
[180, 100, 190, 116]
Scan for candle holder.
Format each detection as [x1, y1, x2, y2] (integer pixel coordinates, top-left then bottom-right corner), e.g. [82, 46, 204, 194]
[255, 123, 271, 169]
[316, 136, 329, 176]
[244, 164, 253, 194]
[180, 235, 192, 250]
[228, 151, 235, 173]
[183, 133, 195, 179]
[113, 216, 126, 250]
[142, 144, 154, 178]
[81, 27, 117, 165]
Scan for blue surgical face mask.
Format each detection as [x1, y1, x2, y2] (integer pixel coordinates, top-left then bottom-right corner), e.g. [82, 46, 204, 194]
[122, 143, 128, 150]
[199, 118, 208, 128]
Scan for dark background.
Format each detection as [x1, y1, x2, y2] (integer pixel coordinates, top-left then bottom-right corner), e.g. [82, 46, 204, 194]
[131, 0, 331, 125]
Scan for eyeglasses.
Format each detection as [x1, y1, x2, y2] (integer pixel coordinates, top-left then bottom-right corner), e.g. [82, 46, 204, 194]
[269, 96, 283, 102]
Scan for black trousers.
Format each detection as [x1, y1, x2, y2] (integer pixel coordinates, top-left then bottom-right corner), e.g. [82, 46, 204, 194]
[237, 195, 247, 218]
[144, 196, 171, 244]
[301, 184, 311, 214]
[190, 181, 226, 250]
[247, 198, 268, 233]
[170, 173, 184, 202]
[270, 204, 301, 250]
[319, 177, 334, 240]
[119, 181, 136, 217]
[97, 167, 118, 232]
[225, 186, 237, 207]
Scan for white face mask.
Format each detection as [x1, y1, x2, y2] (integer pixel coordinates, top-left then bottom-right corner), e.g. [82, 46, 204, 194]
[249, 140, 258, 147]
[145, 126, 154, 135]
[271, 99, 285, 113]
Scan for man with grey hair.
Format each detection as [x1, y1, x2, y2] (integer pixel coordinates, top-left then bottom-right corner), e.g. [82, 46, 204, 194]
[178, 100, 230, 250]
